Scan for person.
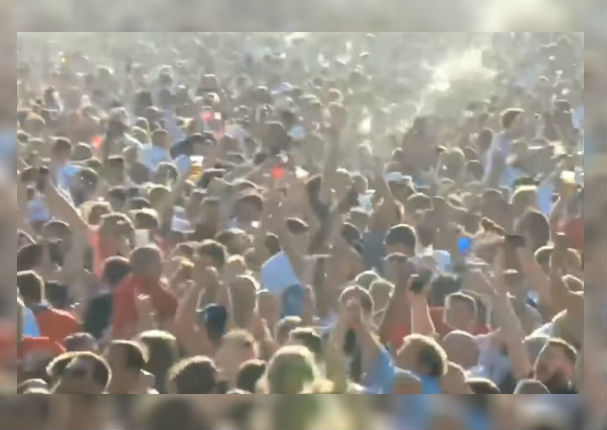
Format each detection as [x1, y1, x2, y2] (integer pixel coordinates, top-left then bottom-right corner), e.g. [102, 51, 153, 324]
[137, 329, 179, 394]
[484, 108, 526, 188]
[215, 330, 258, 390]
[14, 32, 584, 401]
[166, 355, 220, 394]
[263, 345, 322, 394]
[532, 338, 578, 394]
[236, 359, 267, 393]
[104, 340, 148, 394]
[396, 334, 447, 394]
[112, 246, 177, 339]
[48, 351, 111, 394]
[444, 292, 478, 333]
[83, 256, 131, 339]
[17, 270, 79, 343]
[442, 330, 479, 370]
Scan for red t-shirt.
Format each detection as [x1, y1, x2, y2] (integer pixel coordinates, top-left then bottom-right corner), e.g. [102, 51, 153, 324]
[33, 306, 80, 344]
[18, 336, 66, 360]
[563, 217, 583, 251]
[112, 275, 177, 338]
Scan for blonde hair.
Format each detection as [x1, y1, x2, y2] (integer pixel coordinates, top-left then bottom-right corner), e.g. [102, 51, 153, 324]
[262, 345, 320, 394]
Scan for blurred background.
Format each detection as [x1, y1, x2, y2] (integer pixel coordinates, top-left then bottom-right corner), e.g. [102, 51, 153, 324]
[0, 394, 588, 429]
[1, 1, 606, 429]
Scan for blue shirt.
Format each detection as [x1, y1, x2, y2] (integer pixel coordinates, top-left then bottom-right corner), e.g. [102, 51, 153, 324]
[260, 252, 302, 296]
[141, 145, 170, 171]
[362, 346, 395, 393]
[23, 306, 40, 337]
[418, 374, 442, 394]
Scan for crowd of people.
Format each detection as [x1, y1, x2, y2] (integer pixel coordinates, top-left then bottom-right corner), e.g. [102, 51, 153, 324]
[13, 32, 585, 401]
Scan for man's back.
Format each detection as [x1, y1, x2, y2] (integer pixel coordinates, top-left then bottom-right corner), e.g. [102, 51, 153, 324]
[33, 305, 79, 343]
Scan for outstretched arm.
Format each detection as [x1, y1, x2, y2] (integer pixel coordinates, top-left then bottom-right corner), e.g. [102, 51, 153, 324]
[516, 246, 555, 321]
[489, 249, 534, 380]
[43, 178, 89, 234]
[170, 280, 214, 357]
[379, 260, 416, 345]
[267, 189, 307, 282]
[407, 277, 436, 337]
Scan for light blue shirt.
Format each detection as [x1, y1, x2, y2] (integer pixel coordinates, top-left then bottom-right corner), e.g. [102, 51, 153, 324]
[362, 346, 396, 394]
[23, 306, 40, 337]
[260, 252, 301, 296]
[141, 144, 170, 171]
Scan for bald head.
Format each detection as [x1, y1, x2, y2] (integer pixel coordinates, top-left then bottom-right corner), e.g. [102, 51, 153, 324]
[442, 330, 479, 369]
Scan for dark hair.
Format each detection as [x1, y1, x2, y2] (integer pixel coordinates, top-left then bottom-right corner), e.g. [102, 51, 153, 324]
[111, 340, 147, 370]
[236, 359, 267, 393]
[138, 330, 180, 393]
[274, 316, 303, 345]
[133, 210, 160, 230]
[467, 377, 501, 394]
[214, 229, 239, 248]
[414, 336, 447, 378]
[476, 128, 494, 151]
[428, 275, 461, 307]
[290, 327, 323, 359]
[52, 351, 111, 391]
[17, 270, 44, 303]
[534, 246, 553, 267]
[236, 193, 264, 212]
[45, 281, 69, 309]
[52, 137, 72, 156]
[106, 155, 125, 170]
[406, 193, 432, 212]
[63, 332, 95, 352]
[197, 239, 228, 269]
[415, 223, 436, 248]
[286, 218, 309, 234]
[341, 222, 362, 246]
[516, 209, 549, 251]
[129, 196, 152, 210]
[108, 186, 128, 205]
[384, 224, 416, 250]
[17, 242, 64, 271]
[102, 256, 131, 287]
[167, 356, 218, 394]
[264, 233, 281, 256]
[77, 167, 99, 188]
[500, 108, 524, 129]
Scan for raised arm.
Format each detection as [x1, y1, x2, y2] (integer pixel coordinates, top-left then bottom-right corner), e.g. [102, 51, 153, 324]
[489, 249, 533, 380]
[407, 275, 436, 337]
[267, 189, 306, 282]
[170, 280, 214, 357]
[372, 155, 396, 209]
[516, 246, 555, 321]
[43, 177, 89, 235]
[318, 126, 341, 206]
[155, 170, 191, 228]
[378, 260, 415, 345]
